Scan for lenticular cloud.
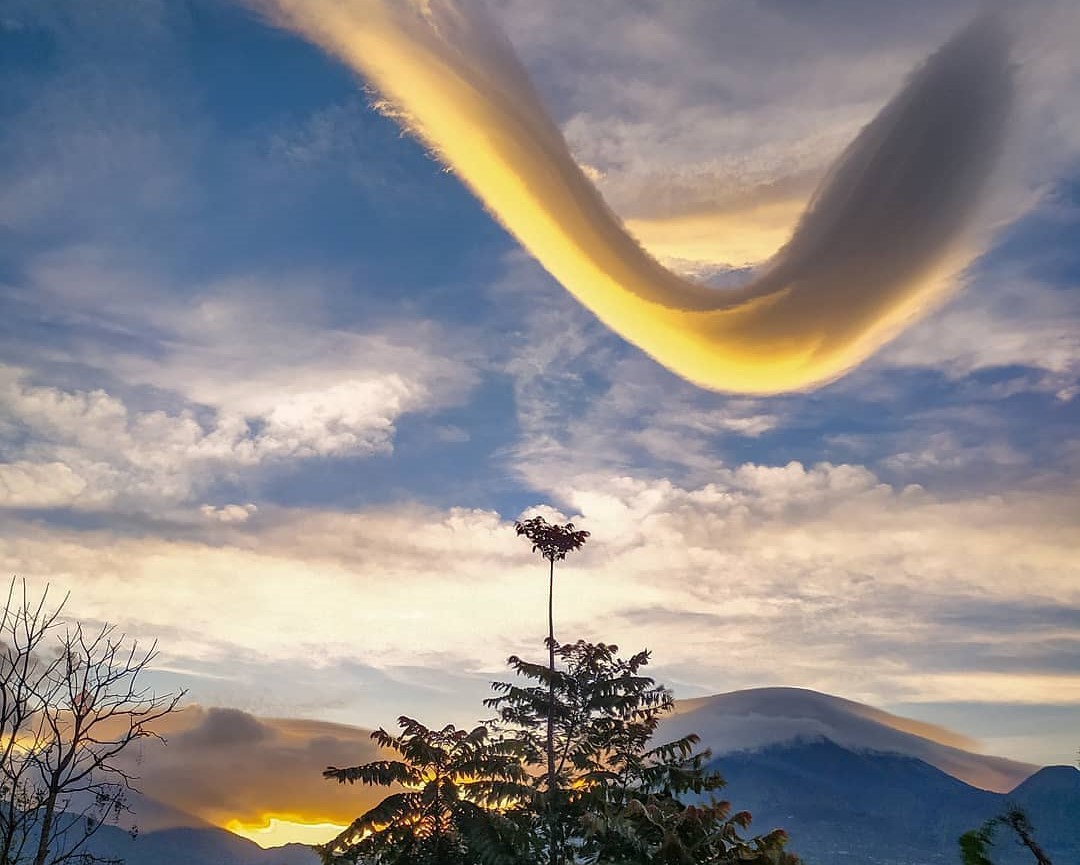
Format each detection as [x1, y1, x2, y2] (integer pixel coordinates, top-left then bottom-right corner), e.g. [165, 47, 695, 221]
[262, 0, 1014, 394]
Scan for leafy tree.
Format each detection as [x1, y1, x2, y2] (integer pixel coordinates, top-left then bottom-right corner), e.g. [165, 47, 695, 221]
[319, 717, 532, 865]
[486, 640, 800, 864]
[322, 522, 796, 864]
[513, 516, 589, 865]
[959, 807, 1053, 865]
[321, 642, 799, 864]
[0, 579, 184, 865]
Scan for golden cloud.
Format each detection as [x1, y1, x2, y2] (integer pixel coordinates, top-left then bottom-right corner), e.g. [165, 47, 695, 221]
[121, 706, 384, 830]
[258, 1, 1013, 393]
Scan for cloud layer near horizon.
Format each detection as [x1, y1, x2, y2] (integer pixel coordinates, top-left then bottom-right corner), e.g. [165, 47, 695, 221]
[4, 459, 1077, 737]
[110, 692, 1037, 835]
[260, 0, 1015, 393]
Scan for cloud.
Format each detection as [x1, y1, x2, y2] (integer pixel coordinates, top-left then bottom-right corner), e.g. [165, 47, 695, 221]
[881, 271, 1080, 396]
[201, 503, 258, 523]
[2, 456, 1076, 732]
[115, 706, 384, 829]
[0, 249, 478, 513]
[492, 0, 1080, 267]
[490, 254, 781, 489]
[0, 355, 449, 511]
[258, 0, 1023, 393]
[0, 461, 89, 508]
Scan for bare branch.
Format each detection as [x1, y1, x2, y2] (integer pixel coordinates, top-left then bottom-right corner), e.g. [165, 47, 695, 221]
[0, 577, 184, 865]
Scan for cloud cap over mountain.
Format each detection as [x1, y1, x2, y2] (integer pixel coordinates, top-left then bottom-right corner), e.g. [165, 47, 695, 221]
[660, 686, 1037, 792]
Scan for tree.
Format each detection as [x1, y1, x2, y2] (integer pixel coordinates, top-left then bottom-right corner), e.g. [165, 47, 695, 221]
[321, 641, 799, 864]
[959, 807, 1053, 865]
[513, 516, 589, 865]
[319, 717, 532, 865]
[0, 580, 184, 865]
[486, 640, 800, 864]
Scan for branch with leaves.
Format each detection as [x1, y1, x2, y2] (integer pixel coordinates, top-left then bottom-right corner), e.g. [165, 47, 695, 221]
[960, 807, 1054, 865]
[320, 717, 533, 865]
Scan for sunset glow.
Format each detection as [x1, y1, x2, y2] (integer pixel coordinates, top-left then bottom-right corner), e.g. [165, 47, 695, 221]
[226, 817, 348, 849]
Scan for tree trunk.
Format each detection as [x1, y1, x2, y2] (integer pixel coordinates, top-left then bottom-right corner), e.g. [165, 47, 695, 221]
[31, 788, 58, 865]
[547, 556, 558, 865]
[1016, 825, 1054, 865]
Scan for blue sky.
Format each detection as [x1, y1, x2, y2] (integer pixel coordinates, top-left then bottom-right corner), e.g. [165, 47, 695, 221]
[2, 0, 1079, 794]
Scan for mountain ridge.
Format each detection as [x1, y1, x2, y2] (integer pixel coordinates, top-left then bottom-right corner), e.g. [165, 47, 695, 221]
[709, 738, 1078, 865]
[659, 686, 1038, 792]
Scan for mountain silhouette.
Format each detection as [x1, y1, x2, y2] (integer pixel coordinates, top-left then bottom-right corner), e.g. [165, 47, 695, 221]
[711, 740, 1077, 864]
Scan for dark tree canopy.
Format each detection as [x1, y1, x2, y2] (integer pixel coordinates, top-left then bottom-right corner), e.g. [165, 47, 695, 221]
[486, 640, 799, 865]
[320, 717, 531, 865]
[514, 518, 590, 563]
[321, 640, 800, 865]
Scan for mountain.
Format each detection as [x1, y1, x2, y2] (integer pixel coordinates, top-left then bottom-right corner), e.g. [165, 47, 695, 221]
[1007, 765, 1080, 862]
[68, 754, 1078, 865]
[73, 823, 319, 865]
[652, 688, 1076, 864]
[662, 687, 1037, 792]
[710, 740, 1076, 865]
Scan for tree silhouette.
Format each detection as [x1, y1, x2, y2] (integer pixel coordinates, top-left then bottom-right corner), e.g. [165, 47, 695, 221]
[320, 717, 531, 865]
[0, 579, 184, 865]
[487, 640, 800, 864]
[513, 516, 588, 865]
[960, 807, 1054, 865]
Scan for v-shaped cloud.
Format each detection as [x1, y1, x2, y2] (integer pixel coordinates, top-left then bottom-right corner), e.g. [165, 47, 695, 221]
[261, 0, 1013, 393]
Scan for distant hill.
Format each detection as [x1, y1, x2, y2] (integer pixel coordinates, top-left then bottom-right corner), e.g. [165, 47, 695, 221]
[711, 740, 1078, 865]
[655, 687, 1075, 864]
[1007, 765, 1080, 862]
[66, 823, 319, 865]
[662, 686, 1037, 792]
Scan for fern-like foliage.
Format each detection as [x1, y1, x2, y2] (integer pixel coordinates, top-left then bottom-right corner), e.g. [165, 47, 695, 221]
[320, 717, 534, 865]
[486, 640, 801, 864]
[319, 642, 800, 864]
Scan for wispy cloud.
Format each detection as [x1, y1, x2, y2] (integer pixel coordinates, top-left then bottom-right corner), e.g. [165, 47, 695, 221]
[0, 249, 478, 513]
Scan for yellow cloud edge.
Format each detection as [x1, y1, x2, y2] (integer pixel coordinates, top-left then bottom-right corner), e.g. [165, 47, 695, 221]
[260, 1, 1013, 395]
[225, 816, 348, 849]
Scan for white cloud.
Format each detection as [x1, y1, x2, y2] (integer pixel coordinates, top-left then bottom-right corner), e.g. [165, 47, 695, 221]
[0, 461, 89, 508]
[1, 459, 1075, 725]
[0, 357, 449, 511]
[880, 270, 1080, 394]
[200, 503, 258, 523]
[0, 251, 478, 513]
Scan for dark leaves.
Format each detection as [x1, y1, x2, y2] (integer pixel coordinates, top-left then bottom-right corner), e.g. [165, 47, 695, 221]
[514, 517, 590, 563]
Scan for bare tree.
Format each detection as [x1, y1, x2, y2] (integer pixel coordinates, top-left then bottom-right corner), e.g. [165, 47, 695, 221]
[0, 580, 184, 865]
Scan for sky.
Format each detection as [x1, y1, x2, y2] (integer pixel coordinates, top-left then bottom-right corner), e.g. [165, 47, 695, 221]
[1, 0, 1079, 846]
